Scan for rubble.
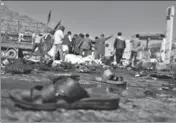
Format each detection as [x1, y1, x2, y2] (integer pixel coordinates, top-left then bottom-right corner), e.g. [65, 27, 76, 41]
[4, 59, 33, 74]
[2, 43, 176, 122]
[155, 62, 171, 71]
[150, 71, 174, 80]
[64, 54, 83, 64]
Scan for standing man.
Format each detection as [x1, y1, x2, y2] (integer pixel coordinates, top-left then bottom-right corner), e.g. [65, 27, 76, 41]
[130, 34, 142, 67]
[80, 33, 92, 57]
[114, 32, 126, 65]
[29, 33, 45, 61]
[95, 34, 113, 59]
[71, 34, 78, 54]
[53, 25, 65, 61]
[74, 33, 84, 55]
[91, 36, 98, 58]
[160, 35, 166, 62]
[43, 30, 55, 58]
[62, 31, 72, 54]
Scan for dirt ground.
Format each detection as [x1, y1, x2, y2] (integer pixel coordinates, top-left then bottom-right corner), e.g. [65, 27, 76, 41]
[1, 68, 176, 122]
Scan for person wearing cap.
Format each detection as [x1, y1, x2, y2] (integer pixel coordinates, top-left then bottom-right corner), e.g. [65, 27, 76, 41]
[80, 33, 92, 57]
[114, 32, 126, 65]
[95, 34, 113, 59]
[62, 31, 72, 54]
[53, 25, 65, 61]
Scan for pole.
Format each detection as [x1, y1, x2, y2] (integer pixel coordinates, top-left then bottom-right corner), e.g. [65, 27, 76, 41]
[164, 5, 175, 64]
[18, 20, 20, 33]
[17, 20, 20, 58]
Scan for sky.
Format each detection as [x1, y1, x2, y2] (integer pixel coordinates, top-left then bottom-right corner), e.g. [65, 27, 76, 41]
[2, 1, 176, 40]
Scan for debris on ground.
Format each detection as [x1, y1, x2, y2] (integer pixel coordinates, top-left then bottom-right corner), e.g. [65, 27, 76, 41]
[4, 59, 33, 74]
[150, 71, 174, 80]
[2, 53, 176, 122]
[155, 62, 171, 71]
[143, 89, 156, 97]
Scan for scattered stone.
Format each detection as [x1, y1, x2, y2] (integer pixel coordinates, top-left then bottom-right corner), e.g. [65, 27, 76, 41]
[143, 89, 156, 97]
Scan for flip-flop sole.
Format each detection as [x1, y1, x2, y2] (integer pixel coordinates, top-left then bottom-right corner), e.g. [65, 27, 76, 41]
[9, 90, 120, 111]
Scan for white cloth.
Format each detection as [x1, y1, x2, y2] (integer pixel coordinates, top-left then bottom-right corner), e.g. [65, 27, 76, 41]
[62, 45, 69, 52]
[122, 39, 131, 60]
[65, 54, 83, 64]
[160, 38, 166, 62]
[48, 45, 57, 57]
[54, 30, 64, 44]
[160, 38, 166, 51]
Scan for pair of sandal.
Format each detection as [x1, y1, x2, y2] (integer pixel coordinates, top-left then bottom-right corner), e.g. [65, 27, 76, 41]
[9, 76, 120, 111]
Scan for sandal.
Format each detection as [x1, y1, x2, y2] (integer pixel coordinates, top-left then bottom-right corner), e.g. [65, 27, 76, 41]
[9, 76, 120, 111]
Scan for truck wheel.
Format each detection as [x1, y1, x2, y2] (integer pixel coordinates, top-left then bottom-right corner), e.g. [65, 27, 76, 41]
[6, 49, 17, 59]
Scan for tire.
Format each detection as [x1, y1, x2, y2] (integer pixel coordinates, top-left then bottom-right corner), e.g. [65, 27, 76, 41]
[6, 49, 17, 59]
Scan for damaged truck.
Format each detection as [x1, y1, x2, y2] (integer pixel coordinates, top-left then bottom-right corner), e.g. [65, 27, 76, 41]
[1, 31, 33, 59]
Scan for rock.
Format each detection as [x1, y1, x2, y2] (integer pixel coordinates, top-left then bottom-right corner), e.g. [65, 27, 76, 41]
[2, 59, 9, 65]
[143, 89, 156, 97]
[52, 60, 62, 67]
[142, 61, 154, 70]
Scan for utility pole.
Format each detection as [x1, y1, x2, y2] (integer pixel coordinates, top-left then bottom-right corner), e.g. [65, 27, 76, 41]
[164, 5, 175, 64]
[17, 20, 20, 33]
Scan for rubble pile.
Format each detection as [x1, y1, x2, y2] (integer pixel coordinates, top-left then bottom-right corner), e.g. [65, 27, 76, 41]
[52, 62, 75, 72]
[4, 59, 33, 74]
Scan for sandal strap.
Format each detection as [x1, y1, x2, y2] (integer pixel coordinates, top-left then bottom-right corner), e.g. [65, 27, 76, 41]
[30, 85, 43, 101]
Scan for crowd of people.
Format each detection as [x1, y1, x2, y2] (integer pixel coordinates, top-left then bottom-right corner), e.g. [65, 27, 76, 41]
[29, 25, 146, 68]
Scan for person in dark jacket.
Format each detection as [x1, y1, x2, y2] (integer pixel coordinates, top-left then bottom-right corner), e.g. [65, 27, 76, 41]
[95, 34, 113, 59]
[91, 36, 99, 58]
[73, 33, 84, 55]
[62, 31, 72, 54]
[71, 34, 77, 54]
[114, 32, 126, 65]
[80, 34, 92, 57]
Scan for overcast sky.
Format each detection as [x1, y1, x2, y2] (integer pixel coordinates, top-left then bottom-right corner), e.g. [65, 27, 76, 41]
[3, 1, 176, 39]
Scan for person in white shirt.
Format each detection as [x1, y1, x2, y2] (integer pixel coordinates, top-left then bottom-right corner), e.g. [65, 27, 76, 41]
[53, 26, 65, 61]
[113, 32, 126, 65]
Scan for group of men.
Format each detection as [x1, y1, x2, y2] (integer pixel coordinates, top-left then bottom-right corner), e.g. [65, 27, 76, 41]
[30, 25, 113, 61]
[113, 33, 143, 67]
[30, 25, 143, 67]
